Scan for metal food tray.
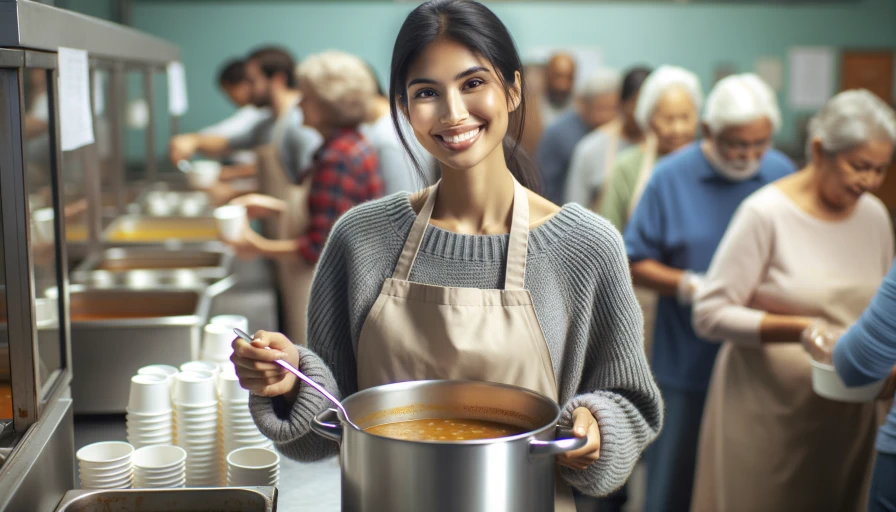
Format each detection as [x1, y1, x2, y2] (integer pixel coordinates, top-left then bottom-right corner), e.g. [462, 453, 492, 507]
[71, 245, 233, 284]
[54, 487, 278, 512]
[63, 284, 230, 414]
[102, 215, 219, 245]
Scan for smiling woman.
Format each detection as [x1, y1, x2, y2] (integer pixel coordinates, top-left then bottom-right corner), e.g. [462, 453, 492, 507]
[231, 2, 663, 510]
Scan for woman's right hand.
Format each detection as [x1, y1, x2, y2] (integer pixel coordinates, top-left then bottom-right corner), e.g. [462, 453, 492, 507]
[229, 194, 286, 219]
[231, 330, 300, 398]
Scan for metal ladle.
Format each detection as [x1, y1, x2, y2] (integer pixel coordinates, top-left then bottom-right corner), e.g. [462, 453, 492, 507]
[233, 328, 360, 430]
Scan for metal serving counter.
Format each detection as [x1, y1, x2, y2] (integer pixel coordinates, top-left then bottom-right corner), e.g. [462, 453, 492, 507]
[0, 2, 188, 510]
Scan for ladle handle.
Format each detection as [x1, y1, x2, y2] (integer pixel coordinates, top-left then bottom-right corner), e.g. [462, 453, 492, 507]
[312, 408, 344, 444]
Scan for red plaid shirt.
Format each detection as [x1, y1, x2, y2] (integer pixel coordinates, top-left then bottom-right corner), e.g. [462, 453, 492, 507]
[298, 129, 382, 264]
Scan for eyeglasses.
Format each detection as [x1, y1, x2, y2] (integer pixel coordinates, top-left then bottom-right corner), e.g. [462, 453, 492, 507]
[716, 137, 771, 152]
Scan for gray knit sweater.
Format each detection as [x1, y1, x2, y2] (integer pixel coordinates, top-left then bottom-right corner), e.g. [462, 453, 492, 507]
[249, 192, 663, 497]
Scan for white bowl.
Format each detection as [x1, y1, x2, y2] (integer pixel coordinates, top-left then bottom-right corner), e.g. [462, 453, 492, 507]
[185, 160, 221, 189]
[810, 361, 885, 403]
[77, 442, 135, 466]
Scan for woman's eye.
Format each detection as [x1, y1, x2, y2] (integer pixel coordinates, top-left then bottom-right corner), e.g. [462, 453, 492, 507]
[414, 89, 436, 99]
[464, 79, 484, 90]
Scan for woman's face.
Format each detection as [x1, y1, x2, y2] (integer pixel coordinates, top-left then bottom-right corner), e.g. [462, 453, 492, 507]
[404, 39, 518, 172]
[650, 86, 698, 154]
[815, 138, 893, 210]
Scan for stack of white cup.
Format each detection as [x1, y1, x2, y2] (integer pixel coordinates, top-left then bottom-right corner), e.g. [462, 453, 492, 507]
[226, 447, 279, 487]
[77, 441, 135, 490]
[136, 365, 179, 444]
[132, 445, 187, 489]
[174, 371, 221, 486]
[126, 374, 173, 449]
[218, 370, 272, 478]
[201, 323, 236, 367]
[207, 315, 250, 374]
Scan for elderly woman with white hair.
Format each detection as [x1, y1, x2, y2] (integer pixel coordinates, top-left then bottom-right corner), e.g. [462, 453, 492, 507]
[623, 72, 795, 512]
[225, 50, 383, 344]
[691, 89, 896, 511]
[600, 65, 702, 231]
[536, 67, 622, 203]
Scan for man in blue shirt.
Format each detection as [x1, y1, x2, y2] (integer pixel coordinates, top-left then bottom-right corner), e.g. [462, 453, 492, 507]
[536, 67, 621, 204]
[623, 73, 795, 512]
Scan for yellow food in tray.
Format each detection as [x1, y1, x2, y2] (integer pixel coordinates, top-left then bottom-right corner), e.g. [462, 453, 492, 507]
[104, 218, 217, 242]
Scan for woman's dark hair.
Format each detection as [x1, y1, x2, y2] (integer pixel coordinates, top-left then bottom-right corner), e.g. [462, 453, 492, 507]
[247, 46, 298, 89]
[621, 66, 652, 103]
[217, 59, 246, 87]
[389, 0, 541, 192]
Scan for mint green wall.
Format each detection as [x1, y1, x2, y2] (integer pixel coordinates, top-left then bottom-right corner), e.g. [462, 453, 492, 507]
[121, 1, 895, 151]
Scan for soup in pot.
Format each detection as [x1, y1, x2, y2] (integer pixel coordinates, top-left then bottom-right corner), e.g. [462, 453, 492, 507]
[364, 418, 525, 441]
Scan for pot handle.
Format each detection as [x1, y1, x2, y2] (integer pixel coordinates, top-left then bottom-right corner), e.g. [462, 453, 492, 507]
[529, 427, 588, 458]
[311, 408, 344, 444]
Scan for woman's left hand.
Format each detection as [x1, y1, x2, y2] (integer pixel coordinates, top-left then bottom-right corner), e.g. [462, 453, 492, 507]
[557, 407, 601, 471]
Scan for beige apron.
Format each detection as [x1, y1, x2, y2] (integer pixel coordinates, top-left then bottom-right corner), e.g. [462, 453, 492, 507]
[589, 120, 622, 214]
[356, 178, 578, 512]
[255, 108, 315, 346]
[691, 280, 880, 512]
[623, 135, 659, 358]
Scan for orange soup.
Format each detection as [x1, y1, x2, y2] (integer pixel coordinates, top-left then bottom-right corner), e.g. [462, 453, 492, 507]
[364, 418, 525, 441]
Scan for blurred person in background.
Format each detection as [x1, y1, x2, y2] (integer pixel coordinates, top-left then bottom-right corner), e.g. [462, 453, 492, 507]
[822, 260, 896, 512]
[624, 73, 794, 512]
[169, 46, 321, 203]
[691, 89, 896, 512]
[541, 51, 577, 126]
[565, 66, 651, 210]
[361, 64, 428, 194]
[537, 67, 621, 204]
[600, 65, 702, 232]
[200, 58, 270, 143]
[223, 50, 383, 345]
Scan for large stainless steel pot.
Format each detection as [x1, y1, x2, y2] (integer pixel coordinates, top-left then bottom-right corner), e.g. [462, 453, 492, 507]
[311, 380, 586, 512]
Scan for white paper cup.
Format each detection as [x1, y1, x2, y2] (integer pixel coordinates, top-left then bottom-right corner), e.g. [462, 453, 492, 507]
[227, 447, 279, 470]
[132, 445, 186, 469]
[210, 315, 250, 333]
[810, 361, 885, 403]
[214, 205, 247, 242]
[174, 371, 217, 405]
[79, 464, 133, 480]
[203, 323, 236, 360]
[180, 361, 220, 375]
[137, 365, 179, 400]
[186, 160, 221, 189]
[77, 442, 134, 467]
[217, 371, 249, 402]
[127, 374, 171, 414]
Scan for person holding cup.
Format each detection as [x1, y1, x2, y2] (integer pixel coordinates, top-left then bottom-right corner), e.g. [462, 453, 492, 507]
[690, 89, 896, 511]
[220, 50, 383, 346]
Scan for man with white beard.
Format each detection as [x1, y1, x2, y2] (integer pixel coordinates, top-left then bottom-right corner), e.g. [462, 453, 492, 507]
[623, 73, 796, 512]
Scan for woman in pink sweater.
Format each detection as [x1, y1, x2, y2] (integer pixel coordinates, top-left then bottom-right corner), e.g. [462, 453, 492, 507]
[691, 89, 896, 512]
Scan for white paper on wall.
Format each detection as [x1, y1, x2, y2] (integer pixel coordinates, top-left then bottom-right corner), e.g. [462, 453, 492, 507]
[58, 47, 95, 151]
[167, 61, 188, 116]
[788, 47, 836, 109]
[754, 57, 784, 92]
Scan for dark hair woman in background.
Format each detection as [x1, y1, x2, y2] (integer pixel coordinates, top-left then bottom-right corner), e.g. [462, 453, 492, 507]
[230, 1, 662, 509]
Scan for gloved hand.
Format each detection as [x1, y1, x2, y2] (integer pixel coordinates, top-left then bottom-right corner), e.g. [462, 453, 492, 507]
[800, 318, 844, 365]
[676, 271, 705, 306]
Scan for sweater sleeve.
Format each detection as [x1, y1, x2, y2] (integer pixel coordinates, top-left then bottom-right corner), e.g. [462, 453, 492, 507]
[832, 259, 896, 386]
[249, 215, 359, 461]
[558, 220, 663, 496]
[692, 199, 771, 346]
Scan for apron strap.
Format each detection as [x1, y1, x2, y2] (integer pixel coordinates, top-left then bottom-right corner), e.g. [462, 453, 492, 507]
[391, 176, 531, 290]
[504, 178, 529, 290]
[628, 133, 658, 217]
[391, 183, 440, 281]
